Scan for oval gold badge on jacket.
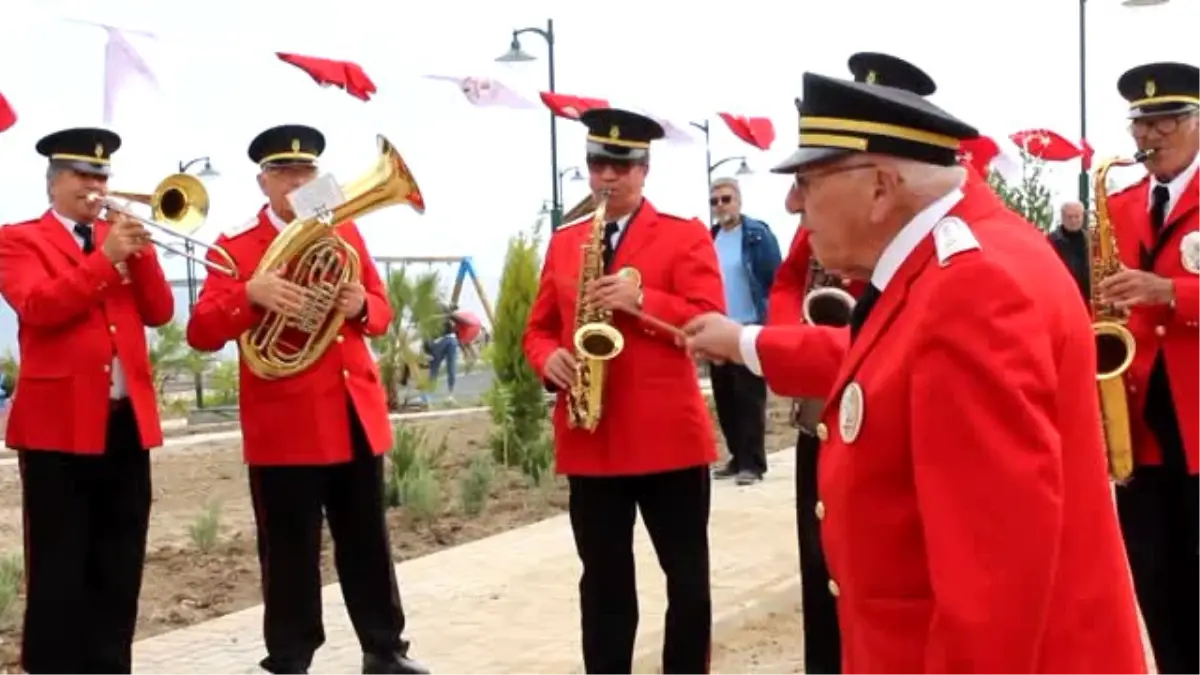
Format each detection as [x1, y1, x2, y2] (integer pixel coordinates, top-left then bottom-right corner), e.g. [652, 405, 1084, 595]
[839, 382, 865, 444]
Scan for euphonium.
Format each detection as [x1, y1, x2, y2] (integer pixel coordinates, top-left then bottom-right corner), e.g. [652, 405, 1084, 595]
[567, 189, 626, 431]
[239, 134, 425, 380]
[1089, 150, 1150, 483]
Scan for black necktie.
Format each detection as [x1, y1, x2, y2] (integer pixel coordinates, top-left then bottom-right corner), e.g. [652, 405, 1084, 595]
[1150, 185, 1170, 235]
[601, 221, 620, 270]
[849, 284, 881, 342]
[73, 222, 95, 254]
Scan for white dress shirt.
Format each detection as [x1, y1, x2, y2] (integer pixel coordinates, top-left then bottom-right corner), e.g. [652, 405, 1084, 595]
[737, 185, 966, 376]
[1148, 153, 1199, 218]
[266, 206, 289, 232]
[53, 210, 127, 400]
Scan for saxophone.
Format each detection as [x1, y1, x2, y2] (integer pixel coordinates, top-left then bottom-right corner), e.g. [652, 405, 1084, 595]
[1089, 150, 1151, 483]
[567, 189, 626, 431]
[791, 257, 857, 432]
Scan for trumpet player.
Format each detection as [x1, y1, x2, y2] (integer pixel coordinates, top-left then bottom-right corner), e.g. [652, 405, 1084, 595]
[1100, 61, 1199, 675]
[523, 108, 725, 674]
[185, 124, 426, 675]
[685, 71, 1146, 672]
[0, 126, 174, 674]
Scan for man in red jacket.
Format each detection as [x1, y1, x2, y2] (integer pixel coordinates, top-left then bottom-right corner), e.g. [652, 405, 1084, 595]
[768, 52, 934, 675]
[0, 127, 174, 674]
[185, 125, 426, 675]
[523, 108, 725, 674]
[684, 72, 1146, 673]
[1100, 60, 1198, 675]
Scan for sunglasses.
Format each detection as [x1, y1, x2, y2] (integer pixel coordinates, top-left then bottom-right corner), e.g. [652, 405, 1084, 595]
[709, 195, 734, 206]
[586, 158, 637, 174]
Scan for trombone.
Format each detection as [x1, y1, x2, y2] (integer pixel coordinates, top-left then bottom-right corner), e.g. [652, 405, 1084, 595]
[87, 172, 239, 278]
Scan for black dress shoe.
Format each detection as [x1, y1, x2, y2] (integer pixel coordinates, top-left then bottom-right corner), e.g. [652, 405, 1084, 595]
[259, 656, 309, 674]
[711, 463, 738, 479]
[362, 651, 431, 674]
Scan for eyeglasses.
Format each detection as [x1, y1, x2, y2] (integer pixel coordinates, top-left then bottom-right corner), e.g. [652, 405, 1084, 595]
[792, 163, 876, 195]
[1129, 111, 1197, 139]
[709, 195, 734, 206]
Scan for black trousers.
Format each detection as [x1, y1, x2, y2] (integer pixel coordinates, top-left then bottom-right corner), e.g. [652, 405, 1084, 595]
[17, 400, 151, 674]
[1115, 357, 1198, 675]
[794, 431, 841, 674]
[568, 466, 711, 674]
[249, 411, 408, 674]
[710, 363, 768, 476]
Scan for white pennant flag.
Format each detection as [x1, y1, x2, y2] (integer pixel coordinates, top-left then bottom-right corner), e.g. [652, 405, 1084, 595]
[422, 73, 538, 109]
[102, 27, 159, 125]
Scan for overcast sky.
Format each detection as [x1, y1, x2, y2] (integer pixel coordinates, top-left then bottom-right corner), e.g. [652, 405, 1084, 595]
[1, 0, 1197, 332]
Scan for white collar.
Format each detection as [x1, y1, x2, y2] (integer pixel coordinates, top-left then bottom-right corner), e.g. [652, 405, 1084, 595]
[871, 185, 965, 291]
[266, 207, 289, 232]
[1148, 152, 1199, 218]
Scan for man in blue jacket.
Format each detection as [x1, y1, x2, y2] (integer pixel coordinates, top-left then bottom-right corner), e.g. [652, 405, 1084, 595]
[709, 177, 782, 485]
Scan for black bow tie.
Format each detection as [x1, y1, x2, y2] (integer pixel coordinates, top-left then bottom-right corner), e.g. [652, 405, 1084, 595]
[73, 222, 95, 254]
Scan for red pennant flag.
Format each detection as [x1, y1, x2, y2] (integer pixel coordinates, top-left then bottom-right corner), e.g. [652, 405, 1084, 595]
[276, 52, 377, 101]
[716, 113, 775, 150]
[958, 135, 1000, 178]
[540, 92, 610, 120]
[0, 91, 15, 132]
[1010, 128, 1082, 162]
[1079, 138, 1095, 170]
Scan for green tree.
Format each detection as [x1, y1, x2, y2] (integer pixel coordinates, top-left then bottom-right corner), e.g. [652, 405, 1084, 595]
[987, 146, 1055, 232]
[486, 224, 551, 478]
[148, 322, 211, 407]
[372, 267, 447, 411]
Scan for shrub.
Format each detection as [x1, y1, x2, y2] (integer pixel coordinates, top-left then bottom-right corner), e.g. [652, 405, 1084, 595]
[988, 147, 1054, 232]
[485, 227, 553, 481]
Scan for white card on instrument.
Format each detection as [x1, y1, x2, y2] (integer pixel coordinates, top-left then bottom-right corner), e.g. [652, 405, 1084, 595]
[287, 173, 346, 221]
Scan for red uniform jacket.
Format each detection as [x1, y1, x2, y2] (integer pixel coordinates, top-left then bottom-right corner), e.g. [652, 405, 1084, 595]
[1108, 172, 1199, 473]
[523, 201, 724, 476]
[766, 227, 869, 325]
[0, 211, 174, 453]
[757, 188, 1146, 673]
[185, 208, 393, 466]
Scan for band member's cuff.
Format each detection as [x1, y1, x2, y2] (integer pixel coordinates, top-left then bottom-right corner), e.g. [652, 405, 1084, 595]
[739, 325, 764, 376]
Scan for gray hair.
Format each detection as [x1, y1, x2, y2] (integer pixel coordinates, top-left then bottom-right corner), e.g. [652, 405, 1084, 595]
[45, 164, 63, 202]
[711, 177, 741, 198]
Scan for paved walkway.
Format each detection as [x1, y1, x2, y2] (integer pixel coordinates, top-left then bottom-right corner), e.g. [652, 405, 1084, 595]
[132, 449, 800, 674]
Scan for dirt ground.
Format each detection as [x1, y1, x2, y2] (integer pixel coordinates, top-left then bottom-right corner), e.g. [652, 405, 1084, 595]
[709, 598, 804, 674]
[0, 395, 798, 670]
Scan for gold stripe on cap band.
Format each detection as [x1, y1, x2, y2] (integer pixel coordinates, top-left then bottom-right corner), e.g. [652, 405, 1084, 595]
[586, 134, 651, 149]
[51, 153, 111, 165]
[1130, 95, 1200, 108]
[799, 133, 869, 151]
[260, 151, 317, 165]
[801, 116, 961, 150]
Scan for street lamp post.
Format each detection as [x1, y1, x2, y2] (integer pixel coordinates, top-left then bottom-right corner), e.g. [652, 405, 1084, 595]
[177, 156, 219, 409]
[557, 165, 583, 201]
[690, 120, 714, 194]
[1079, 0, 1171, 209]
[709, 156, 752, 176]
[497, 19, 561, 230]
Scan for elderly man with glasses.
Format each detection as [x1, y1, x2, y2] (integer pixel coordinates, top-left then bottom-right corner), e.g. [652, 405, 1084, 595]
[683, 71, 1146, 673]
[1098, 60, 1199, 675]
